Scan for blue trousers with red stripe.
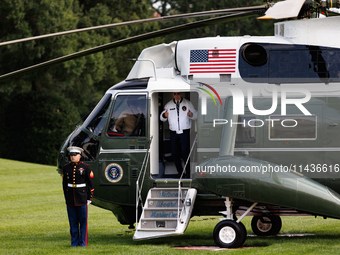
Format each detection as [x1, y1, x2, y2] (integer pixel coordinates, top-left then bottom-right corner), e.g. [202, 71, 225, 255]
[67, 205, 88, 247]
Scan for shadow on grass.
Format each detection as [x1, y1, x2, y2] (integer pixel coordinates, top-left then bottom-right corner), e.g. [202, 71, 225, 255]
[87, 231, 340, 249]
[245, 233, 340, 248]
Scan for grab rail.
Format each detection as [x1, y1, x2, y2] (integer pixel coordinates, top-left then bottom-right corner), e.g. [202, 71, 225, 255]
[177, 134, 197, 223]
[135, 136, 153, 226]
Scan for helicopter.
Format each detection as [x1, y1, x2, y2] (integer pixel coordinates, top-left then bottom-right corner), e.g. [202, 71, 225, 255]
[2, 0, 340, 249]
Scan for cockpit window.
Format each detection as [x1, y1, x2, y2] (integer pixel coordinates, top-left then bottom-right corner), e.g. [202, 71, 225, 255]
[83, 94, 112, 136]
[107, 95, 146, 137]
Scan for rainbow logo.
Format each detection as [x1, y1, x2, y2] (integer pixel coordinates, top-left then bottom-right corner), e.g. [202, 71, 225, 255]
[196, 82, 222, 106]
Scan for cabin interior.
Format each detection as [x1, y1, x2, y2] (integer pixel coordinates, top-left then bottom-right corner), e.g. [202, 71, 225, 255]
[150, 91, 199, 179]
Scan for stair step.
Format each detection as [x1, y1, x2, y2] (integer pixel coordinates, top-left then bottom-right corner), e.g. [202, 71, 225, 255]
[150, 188, 188, 199]
[137, 228, 177, 231]
[143, 208, 180, 218]
[134, 188, 197, 241]
[151, 188, 189, 190]
[139, 218, 178, 229]
[147, 199, 182, 208]
[140, 217, 178, 221]
[148, 197, 183, 200]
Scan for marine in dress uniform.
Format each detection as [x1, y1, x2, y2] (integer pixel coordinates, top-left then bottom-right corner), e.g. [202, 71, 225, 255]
[62, 146, 94, 247]
[160, 92, 197, 178]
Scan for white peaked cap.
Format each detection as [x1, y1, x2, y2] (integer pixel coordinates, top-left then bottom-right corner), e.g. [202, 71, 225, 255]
[67, 146, 84, 154]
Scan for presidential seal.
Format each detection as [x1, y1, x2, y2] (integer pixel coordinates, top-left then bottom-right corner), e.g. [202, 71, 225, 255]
[104, 163, 124, 183]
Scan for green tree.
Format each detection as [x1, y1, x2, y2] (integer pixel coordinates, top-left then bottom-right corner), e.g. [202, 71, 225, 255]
[2, 91, 80, 165]
[77, 0, 162, 95]
[0, 0, 160, 111]
[0, 0, 161, 165]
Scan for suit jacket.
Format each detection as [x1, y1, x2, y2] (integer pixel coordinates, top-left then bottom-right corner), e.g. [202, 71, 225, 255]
[62, 161, 94, 206]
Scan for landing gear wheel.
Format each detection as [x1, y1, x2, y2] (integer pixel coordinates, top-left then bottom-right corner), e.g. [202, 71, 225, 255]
[213, 220, 247, 248]
[251, 215, 282, 236]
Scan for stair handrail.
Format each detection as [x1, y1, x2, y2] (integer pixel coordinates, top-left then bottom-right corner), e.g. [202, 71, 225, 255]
[179, 134, 197, 180]
[136, 135, 153, 226]
[177, 134, 197, 223]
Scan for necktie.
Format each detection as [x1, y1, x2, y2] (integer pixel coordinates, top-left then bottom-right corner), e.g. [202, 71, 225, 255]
[176, 101, 180, 130]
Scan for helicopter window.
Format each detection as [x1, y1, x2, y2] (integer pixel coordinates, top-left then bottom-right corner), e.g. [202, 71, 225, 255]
[242, 44, 267, 66]
[67, 129, 99, 161]
[107, 95, 146, 137]
[235, 117, 256, 143]
[269, 48, 340, 83]
[83, 94, 112, 136]
[239, 43, 340, 83]
[269, 115, 317, 140]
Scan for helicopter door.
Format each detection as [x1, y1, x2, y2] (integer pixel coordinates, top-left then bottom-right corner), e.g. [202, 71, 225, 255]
[156, 92, 198, 179]
[98, 94, 148, 196]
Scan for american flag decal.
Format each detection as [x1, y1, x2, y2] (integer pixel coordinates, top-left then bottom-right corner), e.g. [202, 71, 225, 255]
[190, 49, 236, 73]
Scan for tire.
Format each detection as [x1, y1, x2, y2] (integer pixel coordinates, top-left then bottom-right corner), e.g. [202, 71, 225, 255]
[251, 215, 282, 236]
[213, 220, 247, 248]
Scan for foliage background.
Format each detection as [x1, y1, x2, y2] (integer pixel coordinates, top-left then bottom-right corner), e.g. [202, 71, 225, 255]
[0, 0, 274, 165]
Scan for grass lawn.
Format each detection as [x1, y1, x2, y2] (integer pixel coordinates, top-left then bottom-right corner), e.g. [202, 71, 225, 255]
[1, 158, 340, 254]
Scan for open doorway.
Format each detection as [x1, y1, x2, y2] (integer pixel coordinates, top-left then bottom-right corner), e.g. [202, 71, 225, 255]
[154, 91, 198, 179]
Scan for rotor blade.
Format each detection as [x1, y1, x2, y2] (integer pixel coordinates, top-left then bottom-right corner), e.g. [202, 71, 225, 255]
[0, 11, 261, 81]
[258, 0, 306, 19]
[0, 5, 267, 47]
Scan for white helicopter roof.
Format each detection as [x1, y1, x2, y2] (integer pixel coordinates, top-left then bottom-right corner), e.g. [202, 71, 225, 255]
[126, 16, 340, 83]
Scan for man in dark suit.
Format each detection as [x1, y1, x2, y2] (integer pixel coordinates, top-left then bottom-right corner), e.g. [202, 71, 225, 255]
[62, 146, 94, 247]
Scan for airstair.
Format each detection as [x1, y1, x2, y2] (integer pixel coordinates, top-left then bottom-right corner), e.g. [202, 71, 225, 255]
[134, 136, 197, 240]
[134, 187, 197, 240]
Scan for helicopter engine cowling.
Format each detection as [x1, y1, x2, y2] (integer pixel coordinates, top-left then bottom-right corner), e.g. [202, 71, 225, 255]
[195, 155, 340, 219]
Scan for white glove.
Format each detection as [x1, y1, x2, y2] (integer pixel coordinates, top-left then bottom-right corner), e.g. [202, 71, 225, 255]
[87, 200, 92, 205]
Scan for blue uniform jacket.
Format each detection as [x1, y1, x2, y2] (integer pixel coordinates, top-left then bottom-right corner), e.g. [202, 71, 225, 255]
[62, 161, 94, 206]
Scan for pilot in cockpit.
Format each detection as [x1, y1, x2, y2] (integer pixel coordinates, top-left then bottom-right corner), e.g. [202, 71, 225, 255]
[115, 97, 139, 134]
